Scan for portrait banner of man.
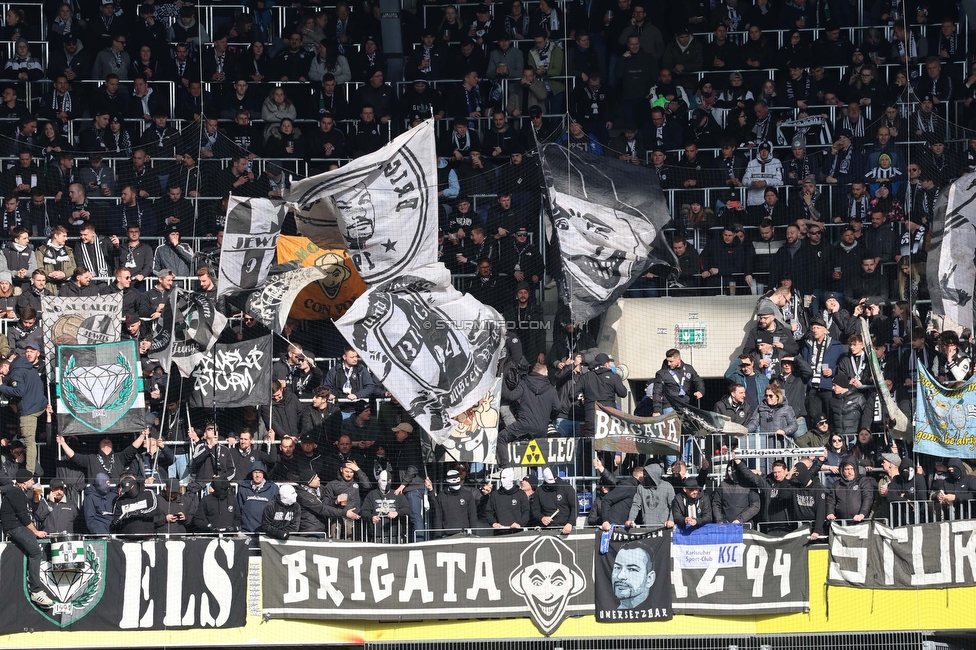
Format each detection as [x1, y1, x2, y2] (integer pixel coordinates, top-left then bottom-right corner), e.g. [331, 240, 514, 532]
[594, 528, 672, 621]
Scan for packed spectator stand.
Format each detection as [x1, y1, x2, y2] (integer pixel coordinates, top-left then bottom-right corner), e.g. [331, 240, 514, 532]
[0, 0, 969, 554]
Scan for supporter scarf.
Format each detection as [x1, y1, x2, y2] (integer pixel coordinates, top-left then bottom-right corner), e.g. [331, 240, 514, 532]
[42, 241, 70, 266]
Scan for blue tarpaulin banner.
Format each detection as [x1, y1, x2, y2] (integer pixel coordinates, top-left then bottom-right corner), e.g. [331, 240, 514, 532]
[914, 366, 976, 456]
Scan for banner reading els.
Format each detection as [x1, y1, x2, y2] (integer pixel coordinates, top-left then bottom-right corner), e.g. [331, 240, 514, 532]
[275, 235, 366, 320]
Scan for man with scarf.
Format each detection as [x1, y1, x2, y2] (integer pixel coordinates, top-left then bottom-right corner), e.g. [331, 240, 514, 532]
[72, 220, 113, 282]
[361, 470, 409, 542]
[784, 142, 821, 186]
[671, 477, 712, 530]
[113, 185, 156, 238]
[127, 428, 174, 484]
[188, 422, 237, 486]
[779, 62, 815, 109]
[192, 477, 240, 532]
[44, 152, 75, 203]
[486, 467, 530, 531]
[57, 433, 139, 484]
[112, 474, 160, 534]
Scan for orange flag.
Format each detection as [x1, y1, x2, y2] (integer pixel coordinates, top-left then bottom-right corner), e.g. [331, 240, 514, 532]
[275, 235, 367, 320]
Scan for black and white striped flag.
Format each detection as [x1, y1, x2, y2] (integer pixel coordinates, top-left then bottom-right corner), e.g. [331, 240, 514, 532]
[216, 197, 287, 298]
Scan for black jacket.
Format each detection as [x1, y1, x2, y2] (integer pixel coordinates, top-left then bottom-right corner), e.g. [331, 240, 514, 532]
[652, 361, 704, 413]
[296, 484, 344, 532]
[827, 456, 875, 519]
[582, 366, 627, 431]
[261, 495, 301, 539]
[502, 371, 560, 438]
[112, 486, 159, 534]
[432, 486, 479, 535]
[485, 484, 530, 527]
[531, 477, 577, 528]
[600, 475, 641, 525]
[711, 462, 762, 524]
[192, 487, 240, 532]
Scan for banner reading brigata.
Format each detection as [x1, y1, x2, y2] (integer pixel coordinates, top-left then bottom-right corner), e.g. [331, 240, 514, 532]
[261, 529, 810, 635]
[828, 520, 976, 589]
[593, 405, 681, 456]
[0, 537, 247, 633]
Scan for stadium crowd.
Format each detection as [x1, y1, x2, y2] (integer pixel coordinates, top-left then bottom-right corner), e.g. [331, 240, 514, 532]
[0, 0, 971, 607]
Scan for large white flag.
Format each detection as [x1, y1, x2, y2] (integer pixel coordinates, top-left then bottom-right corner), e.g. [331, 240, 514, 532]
[216, 197, 287, 298]
[928, 175, 976, 335]
[284, 119, 439, 285]
[335, 264, 504, 443]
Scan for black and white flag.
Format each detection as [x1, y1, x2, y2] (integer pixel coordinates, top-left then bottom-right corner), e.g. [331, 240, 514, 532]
[171, 291, 227, 377]
[216, 197, 287, 298]
[335, 263, 504, 443]
[666, 394, 749, 436]
[540, 143, 672, 324]
[42, 294, 122, 377]
[245, 263, 329, 333]
[189, 335, 272, 408]
[927, 175, 976, 335]
[284, 119, 438, 285]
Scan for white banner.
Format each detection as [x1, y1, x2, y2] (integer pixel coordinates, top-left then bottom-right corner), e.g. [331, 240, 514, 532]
[285, 119, 439, 286]
[335, 264, 504, 443]
[928, 176, 976, 334]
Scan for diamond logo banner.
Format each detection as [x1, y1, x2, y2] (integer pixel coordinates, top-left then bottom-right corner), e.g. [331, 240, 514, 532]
[56, 341, 146, 435]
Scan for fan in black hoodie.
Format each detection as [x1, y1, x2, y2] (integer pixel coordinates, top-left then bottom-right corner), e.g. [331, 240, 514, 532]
[599, 464, 644, 529]
[497, 364, 561, 466]
[531, 467, 576, 534]
[191, 478, 241, 533]
[486, 467, 530, 531]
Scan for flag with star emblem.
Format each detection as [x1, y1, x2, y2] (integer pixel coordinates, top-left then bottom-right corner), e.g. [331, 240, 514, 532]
[540, 143, 673, 324]
[284, 119, 438, 286]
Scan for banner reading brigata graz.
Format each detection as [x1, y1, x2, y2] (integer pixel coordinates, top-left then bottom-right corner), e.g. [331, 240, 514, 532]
[261, 529, 809, 636]
[828, 520, 976, 589]
[0, 537, 247, 632]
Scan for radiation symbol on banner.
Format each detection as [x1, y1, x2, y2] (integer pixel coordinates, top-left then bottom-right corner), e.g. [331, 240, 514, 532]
[521, 439, 546, 465]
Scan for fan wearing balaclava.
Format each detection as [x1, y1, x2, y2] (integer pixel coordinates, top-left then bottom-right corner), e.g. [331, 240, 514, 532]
[789, 461, 827, 541]
[361, 470, 410, 542]
[431, 469, 478, 537]
[262, 483, 301, 539]
[486, 467, 530, 530]
[531, 467, 577, 534]
[192, 478, 241, 533]
[111, 474, 158, 534]
[932, 458, 976, 517]
[878, 453, 926, 508]
[84, 472, 117, 535]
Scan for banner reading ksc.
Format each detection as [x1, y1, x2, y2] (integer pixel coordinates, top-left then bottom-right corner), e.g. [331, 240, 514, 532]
[0, 537, 247, 632]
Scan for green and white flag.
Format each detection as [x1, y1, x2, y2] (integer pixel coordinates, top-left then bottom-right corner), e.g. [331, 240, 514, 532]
[56, 341, 146, 435]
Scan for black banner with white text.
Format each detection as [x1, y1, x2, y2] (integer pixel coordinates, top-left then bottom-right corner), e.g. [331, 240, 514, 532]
[0, 537, 247, 632]
[828, 520, 976, 589]
[261, 528, 810, 635]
